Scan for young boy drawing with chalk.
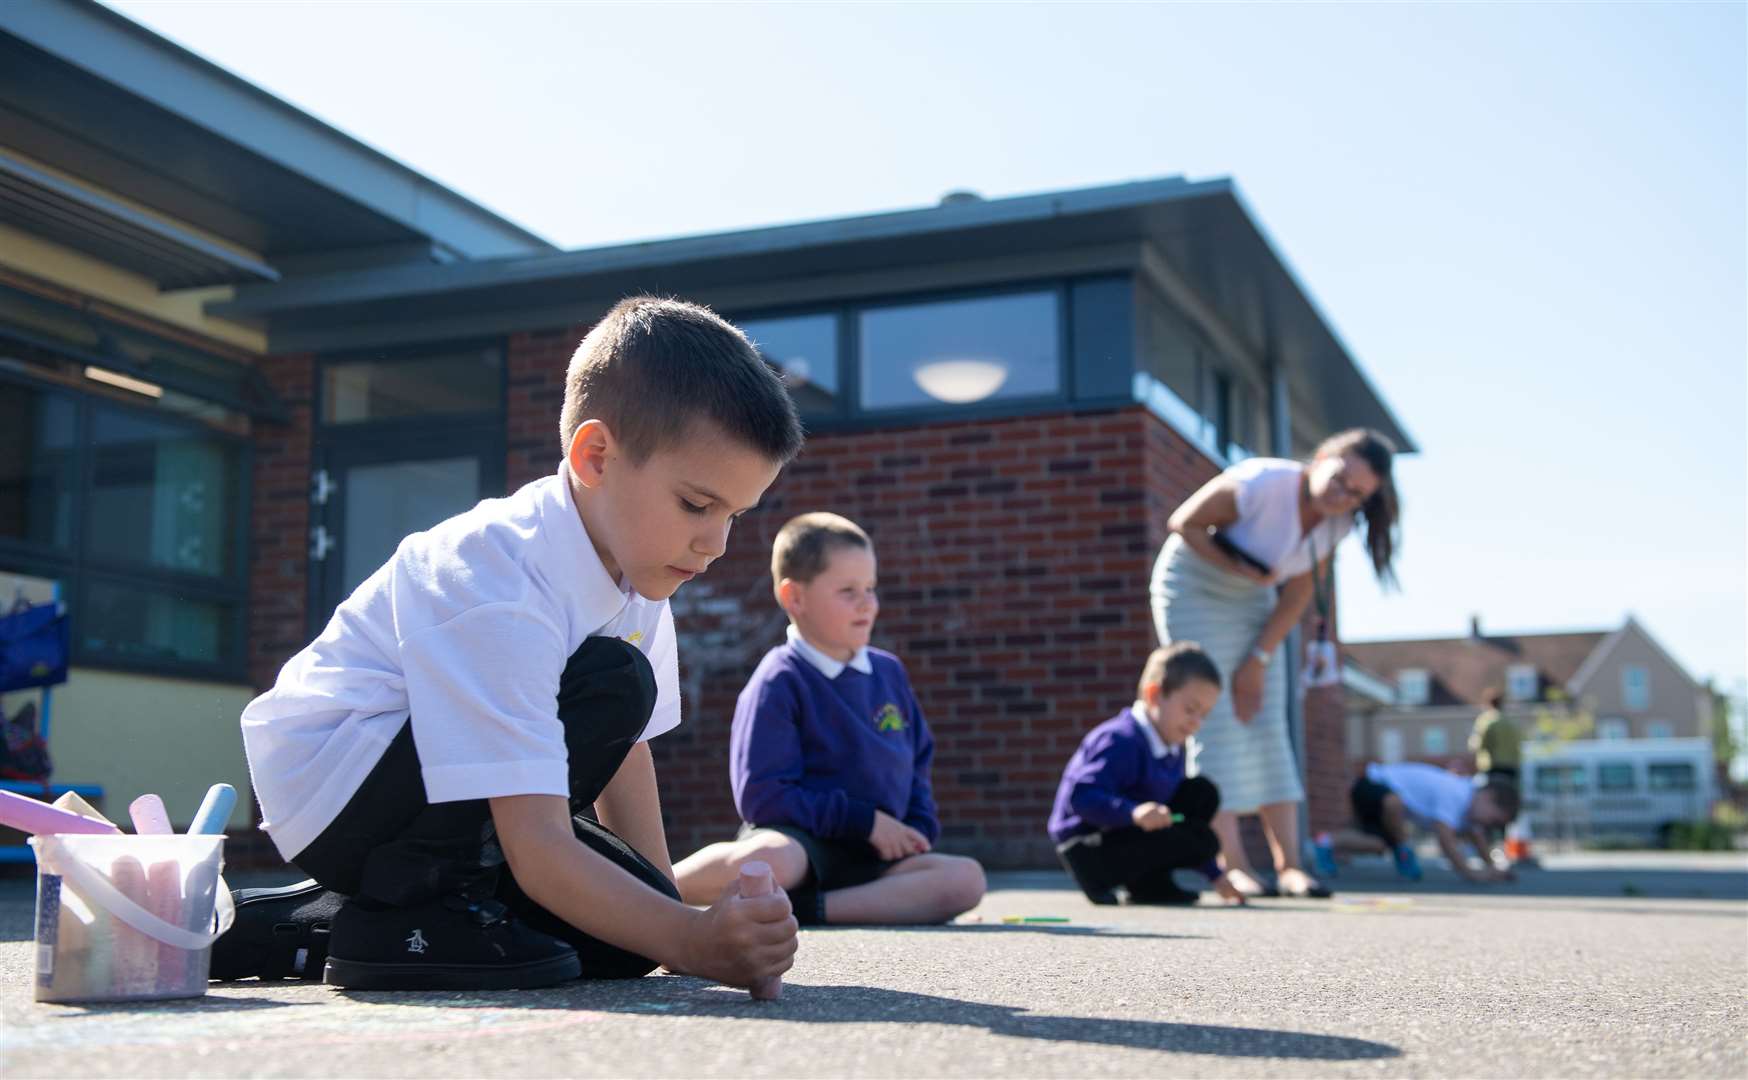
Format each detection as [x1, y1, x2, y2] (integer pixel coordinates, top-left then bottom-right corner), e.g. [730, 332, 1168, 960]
[672, 513, 986, 925]
[225, 298, 802, 991]
[1049, 643, 1247, 906]
[1313, 762, 1519, 884]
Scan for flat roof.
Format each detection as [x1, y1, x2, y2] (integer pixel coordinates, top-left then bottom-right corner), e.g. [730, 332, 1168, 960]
[212, 176, 1416, 451]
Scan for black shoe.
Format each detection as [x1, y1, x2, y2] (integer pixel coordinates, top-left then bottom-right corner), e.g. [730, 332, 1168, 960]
[210, 879, 345, 981]
[322, 894, 581, 991]
[1082, 886, 1122, 906]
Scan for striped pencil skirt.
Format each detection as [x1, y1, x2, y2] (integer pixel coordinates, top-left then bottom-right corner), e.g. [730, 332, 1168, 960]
[1149, 534, 1303, 814]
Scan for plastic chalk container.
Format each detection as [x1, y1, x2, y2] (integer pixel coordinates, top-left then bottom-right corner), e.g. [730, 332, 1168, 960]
[29, 833, 234, 1003]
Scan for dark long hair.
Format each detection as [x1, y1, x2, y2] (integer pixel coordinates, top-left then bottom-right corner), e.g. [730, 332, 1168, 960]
[1315, 428, 1399, 586]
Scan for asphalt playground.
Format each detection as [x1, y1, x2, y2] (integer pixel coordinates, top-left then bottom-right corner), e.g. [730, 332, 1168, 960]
[1, 851, 1743, 1079]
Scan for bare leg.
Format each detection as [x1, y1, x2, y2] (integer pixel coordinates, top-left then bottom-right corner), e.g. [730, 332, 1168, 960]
[673, 831, 809, 906]
[1211, 811, 1253, 874]
[822, 854, 986, 925]
[1257, 800, 1305, 873]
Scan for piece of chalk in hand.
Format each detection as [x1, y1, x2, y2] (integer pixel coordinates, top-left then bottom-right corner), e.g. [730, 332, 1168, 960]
[737, 859, 782, 1001]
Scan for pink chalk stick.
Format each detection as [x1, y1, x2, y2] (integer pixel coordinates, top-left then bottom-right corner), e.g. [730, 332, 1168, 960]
[0, 790, 121, 836]
[146, 858, 185, 991]
[129, 794, 173, 836]
[110, 856, 158, 994]
[738, 859, 782, 1001]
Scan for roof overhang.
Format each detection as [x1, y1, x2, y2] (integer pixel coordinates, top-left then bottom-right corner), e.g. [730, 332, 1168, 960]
[0, 149, 279, 288]
[0, 0, 553, 265]
[212, 176, 1415, 451]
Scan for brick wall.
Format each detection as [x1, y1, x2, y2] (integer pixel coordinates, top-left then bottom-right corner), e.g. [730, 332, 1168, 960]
[625, 407, 1215, 868]
[247, 353, 315, 692]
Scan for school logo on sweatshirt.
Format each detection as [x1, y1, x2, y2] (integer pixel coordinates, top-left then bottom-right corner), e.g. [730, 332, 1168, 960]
[875, 703, 905, 733]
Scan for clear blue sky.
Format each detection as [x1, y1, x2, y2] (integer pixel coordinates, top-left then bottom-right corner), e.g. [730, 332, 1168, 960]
[109, 1, 1746, 695]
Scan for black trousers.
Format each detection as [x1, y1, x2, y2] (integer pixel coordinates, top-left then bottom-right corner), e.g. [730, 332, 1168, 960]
[292, 636, 681, 978]
[1055, 776, 1222, 901]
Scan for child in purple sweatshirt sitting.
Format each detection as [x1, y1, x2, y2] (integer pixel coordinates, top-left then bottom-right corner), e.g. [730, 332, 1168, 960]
[674, 512, 986, 924]
[1049, 643, 1247, 906]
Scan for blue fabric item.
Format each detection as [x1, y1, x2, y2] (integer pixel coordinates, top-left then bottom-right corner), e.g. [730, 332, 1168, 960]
[0, 601, 69, 693]
[730, 643, 939, 844]
[1048, 708, 1222, 880]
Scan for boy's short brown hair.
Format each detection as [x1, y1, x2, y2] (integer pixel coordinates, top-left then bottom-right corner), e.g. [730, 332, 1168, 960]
[1137, 642, 1223, 701]
[560, 296, 803, 465]
[771, 512, 871, 599]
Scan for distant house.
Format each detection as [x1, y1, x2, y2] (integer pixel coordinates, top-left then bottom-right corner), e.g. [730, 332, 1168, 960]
[1342, 616, 1712, 772]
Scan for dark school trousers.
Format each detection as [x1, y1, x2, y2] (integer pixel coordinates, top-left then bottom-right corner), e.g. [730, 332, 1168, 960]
[291, 636, 681, 978]
[1054, 776, 1222, 901]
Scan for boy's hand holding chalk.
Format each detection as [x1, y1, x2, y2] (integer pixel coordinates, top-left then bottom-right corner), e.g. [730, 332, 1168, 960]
[679, 861, 797, 993]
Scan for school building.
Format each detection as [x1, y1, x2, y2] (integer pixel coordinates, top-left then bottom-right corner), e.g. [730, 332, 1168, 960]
[0, 0, 1412, 865]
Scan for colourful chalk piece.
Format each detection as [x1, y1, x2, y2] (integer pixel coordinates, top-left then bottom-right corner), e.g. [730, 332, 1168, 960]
[1171, 813, 1186, 823]
[0, 790, 121, 836]
[737, 859, 782, 1001]
[51, 792, 114, 828]
[1001, 916, 1023, 924]
[109, 856, 158, 995]
[146, 857, 184, 991]
[1022, 917, 1071, 923]
[188, 784, 235, 835]
[129, 794, 173, 836]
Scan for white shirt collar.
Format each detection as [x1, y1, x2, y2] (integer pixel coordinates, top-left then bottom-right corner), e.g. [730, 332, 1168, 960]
[787, 624, 873, 679]
[1130, 700, 1177, 759]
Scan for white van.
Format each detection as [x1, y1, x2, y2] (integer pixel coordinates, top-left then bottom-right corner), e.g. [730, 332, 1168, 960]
[1521, 737, 1717, 844]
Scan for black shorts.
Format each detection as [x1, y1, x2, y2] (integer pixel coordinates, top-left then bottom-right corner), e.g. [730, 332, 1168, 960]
[737, 822, 894, 893]
[1350, 776, 1395, 840]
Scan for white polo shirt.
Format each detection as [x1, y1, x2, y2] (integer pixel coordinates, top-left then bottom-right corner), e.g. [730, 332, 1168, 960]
[1221, 457, 1353, 582]
[241, 464, 681, 861]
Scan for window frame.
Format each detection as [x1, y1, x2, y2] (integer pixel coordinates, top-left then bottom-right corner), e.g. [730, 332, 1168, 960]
[0, 364, 251, 682]
[1621, 664, 1651, 712]
[1396, 668, 1430, 706]
[1506, 663, 1539, 703]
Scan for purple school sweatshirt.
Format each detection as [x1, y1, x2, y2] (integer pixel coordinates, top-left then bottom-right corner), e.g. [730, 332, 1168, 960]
[730, 642, 940, 844]
[1048, 708, 1222, 879]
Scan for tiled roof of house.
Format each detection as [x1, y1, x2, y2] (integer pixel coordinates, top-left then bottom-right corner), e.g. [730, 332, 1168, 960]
[1343, 630, 1609, 707]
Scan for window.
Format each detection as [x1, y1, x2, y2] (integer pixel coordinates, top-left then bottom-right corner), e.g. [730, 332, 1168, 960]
[859, 290, 1059, 411]
[322, 348, 501, 424]
[1596, 762, 1636, 792]
[1622, 665, 1650, 712]
[1397, 669, 1430, 706]
[1422, 726, 1448, 755]
[1597, 717, 1629, 741]
[1647, 762, 1696, 791]
[1535, 764, 1587, 795]
[1646, 721, 1673, 740]
[1380, 728, 1404, 763]
[0, 372, 247, 678]
[0, 383, 76, 548]
[87, 405, 241, 578]
[1506, 664, 1539, 703]
[739, 314, 840, 415]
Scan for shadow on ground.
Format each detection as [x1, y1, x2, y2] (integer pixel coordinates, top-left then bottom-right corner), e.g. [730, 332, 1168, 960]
[340, 980, 1403, 1062]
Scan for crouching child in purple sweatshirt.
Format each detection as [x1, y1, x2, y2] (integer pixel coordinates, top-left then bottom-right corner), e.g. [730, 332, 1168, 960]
[674, 512, 986, 924]
[1049, 643, 1247, 906]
